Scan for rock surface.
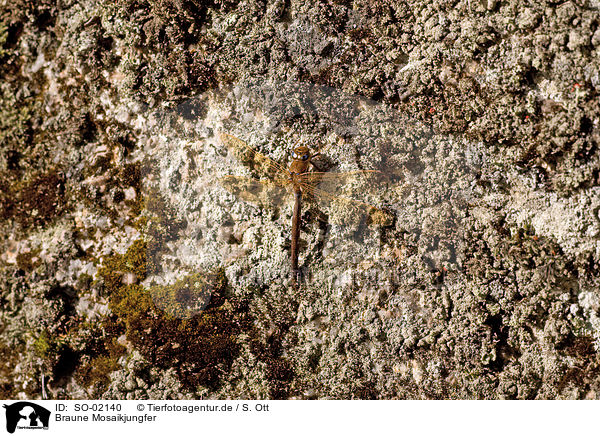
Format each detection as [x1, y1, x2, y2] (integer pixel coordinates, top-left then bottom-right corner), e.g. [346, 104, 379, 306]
[1, 0, 599, 399]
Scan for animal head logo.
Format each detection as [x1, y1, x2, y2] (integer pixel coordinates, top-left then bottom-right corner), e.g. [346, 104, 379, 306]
[2, 402, 50, 433]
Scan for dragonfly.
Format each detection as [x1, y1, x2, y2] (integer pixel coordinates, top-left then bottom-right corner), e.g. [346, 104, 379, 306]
[218, 132, 390, 286]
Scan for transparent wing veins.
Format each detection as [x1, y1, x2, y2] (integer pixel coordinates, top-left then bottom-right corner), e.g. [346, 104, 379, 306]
[219, 175, 290, 207]
[219, 132, 287, 176]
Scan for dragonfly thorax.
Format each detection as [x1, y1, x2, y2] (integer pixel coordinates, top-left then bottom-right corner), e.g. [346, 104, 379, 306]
[289, 145, 312, 175]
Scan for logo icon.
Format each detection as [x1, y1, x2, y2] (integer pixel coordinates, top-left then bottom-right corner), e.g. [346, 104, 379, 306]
[2, 402, 50, 434]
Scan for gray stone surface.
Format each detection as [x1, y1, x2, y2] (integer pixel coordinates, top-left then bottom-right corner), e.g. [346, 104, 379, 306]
[0, 0, 599, 399]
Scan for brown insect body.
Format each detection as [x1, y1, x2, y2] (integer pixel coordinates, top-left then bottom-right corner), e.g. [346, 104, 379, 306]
[287, 145, 316, 282]
[218, 133, 384, 288]
[288, 145, 313, 180]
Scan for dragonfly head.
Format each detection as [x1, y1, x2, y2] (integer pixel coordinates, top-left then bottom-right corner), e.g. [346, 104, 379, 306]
[291, 146, 311, 162]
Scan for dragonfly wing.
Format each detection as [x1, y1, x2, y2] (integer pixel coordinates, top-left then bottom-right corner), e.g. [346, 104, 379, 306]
[299, 171, 392, 226]
[220, 175, 290, 208]
[300, 170, 382, 186]
[219, 133, 286, 179]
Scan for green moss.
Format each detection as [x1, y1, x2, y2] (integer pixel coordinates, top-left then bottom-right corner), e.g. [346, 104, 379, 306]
[111, 284, 153, 320]
[31, 329, 79, 382]
[124, 281, 249, 389]
[32, 329, 68, 364]
[98, 239, 249, 390]
[97, 239, 148, 294]
[95, 199, 248, 389]
[76, 337, 126, 391]
[60, 318, 127, 394]
[33, 330, 52, 359]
